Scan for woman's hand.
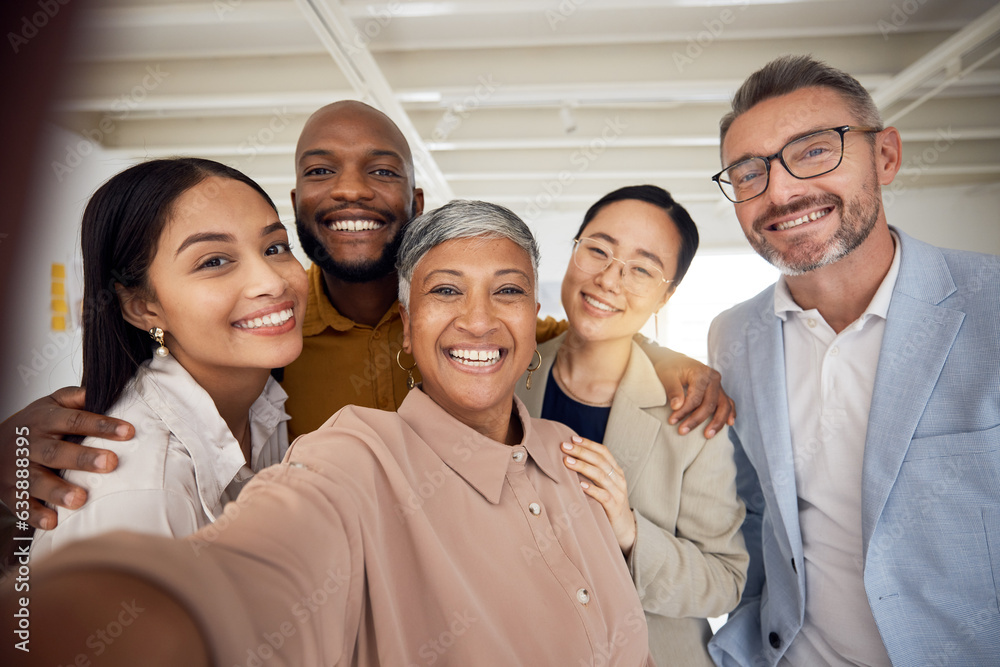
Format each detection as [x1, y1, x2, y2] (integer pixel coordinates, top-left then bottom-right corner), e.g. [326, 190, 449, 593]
[561, 436, 637, 556]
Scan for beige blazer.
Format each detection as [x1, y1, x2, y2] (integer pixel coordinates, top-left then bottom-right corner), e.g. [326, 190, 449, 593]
[518, 333, 748, 667]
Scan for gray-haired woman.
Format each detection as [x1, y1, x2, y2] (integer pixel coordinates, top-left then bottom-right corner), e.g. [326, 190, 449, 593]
[15, 200, 654, 667]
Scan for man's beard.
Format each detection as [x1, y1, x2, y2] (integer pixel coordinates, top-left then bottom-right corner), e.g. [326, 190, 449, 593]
[295, 204, 411, 284]
[748, 174, 881, 276]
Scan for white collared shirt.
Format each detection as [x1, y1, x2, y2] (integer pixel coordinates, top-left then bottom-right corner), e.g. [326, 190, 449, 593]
[32, 353, 290, 557]
[776, 233, 901, 667]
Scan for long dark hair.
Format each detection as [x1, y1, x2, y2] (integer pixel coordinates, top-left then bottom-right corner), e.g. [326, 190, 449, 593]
[575, 184, 700, 287]
[80, 157, 278, 415]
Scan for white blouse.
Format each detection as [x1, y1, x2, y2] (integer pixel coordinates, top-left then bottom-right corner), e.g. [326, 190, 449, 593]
[32, 353, 290, 558]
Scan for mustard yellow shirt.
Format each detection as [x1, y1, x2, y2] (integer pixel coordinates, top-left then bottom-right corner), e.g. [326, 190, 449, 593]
[281, 264, 566, 438]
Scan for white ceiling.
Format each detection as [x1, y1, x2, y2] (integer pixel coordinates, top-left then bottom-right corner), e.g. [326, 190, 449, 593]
[50, 0, 1000, 247]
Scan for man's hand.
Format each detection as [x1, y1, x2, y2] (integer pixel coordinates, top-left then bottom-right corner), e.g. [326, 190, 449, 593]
[1, 387, 131, 530]
[637, 340, 735, 438]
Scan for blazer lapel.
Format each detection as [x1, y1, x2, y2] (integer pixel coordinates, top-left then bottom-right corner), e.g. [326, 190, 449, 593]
[745, 294, 803, 554]
[861, 233, 964, 555]
[604, 341, 666, 492]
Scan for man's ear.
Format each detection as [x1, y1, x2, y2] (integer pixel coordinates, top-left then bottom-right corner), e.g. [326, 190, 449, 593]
[114, 283, 162, 332]
[412, 188, 424, 218]
[399, 304, 411, 353]
[875, 127, 903, 186]
[290, 189, 297, 212]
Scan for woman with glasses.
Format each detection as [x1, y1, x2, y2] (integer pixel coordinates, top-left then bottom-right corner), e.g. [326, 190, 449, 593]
[516, 185, 748, 667]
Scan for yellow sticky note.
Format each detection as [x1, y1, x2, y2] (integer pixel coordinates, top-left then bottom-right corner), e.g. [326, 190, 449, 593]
[52, 299, 69, 313]
[51, 264, 66, 279]
[52, 316, 66, 331]
[51, 283, 66, 296]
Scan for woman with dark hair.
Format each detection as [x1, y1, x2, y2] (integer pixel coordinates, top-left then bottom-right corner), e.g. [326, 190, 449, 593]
[17, 200, 653, 666]
[516, 185, 748, 666]
[32, 157, 307, 556]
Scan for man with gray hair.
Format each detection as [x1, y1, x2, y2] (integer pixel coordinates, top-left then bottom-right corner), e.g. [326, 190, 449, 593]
[707, 55, 1000, 666]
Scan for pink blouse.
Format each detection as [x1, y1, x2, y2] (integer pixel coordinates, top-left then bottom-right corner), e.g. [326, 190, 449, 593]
[41, 388, 653, 666]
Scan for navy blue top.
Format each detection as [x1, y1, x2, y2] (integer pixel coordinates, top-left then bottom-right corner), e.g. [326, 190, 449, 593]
[540, 367, 612, 443]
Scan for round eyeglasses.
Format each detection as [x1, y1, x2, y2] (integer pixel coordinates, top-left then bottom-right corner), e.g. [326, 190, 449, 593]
[572, 237, 672, 297]
[712, 125, 879, 203]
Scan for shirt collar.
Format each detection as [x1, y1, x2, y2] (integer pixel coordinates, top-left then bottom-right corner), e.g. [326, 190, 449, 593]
[773, 230, 902, 324]
[136, 354, 289, 513]
[396, 387, 561, 505]
[301, 263, 402, 336]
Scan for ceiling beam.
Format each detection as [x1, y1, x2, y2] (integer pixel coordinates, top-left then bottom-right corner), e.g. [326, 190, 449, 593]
[873, 2, 1000, 119]
[293, 0, 454, 206]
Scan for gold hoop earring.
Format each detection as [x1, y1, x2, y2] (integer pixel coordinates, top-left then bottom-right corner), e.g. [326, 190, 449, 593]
[149, 327, 169, 357]
[525, 349, 542, 390]
[396, 349, 417, 390]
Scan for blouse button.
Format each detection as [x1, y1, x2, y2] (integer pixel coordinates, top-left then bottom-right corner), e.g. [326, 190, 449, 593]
[807, 318, 817, 328]
[512, 450, 525, 462]
[528, 503, 541, 515]
[576, 588, 590, 605]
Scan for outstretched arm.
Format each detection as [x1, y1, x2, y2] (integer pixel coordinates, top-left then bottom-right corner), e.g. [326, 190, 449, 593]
[637, 339, 735, 438]
[4, 569, 209, 667]
[1, 387, 131, 530]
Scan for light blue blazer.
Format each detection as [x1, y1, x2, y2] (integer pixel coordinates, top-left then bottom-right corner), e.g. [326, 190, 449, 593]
[706, 228, 1000, 666]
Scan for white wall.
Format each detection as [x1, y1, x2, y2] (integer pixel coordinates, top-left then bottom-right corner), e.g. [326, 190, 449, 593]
[0, 126, 132, 418]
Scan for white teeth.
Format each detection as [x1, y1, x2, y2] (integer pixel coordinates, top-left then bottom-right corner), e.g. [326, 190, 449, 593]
[583, 294, 617, 312]
[774, 209, 829, 231]
[449, 349, 501, 366]
[327, 219, 383, 232]
[236, 308, 294, 330]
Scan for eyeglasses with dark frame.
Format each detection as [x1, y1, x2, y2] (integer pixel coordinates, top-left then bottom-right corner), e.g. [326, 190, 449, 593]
[571, 237, 673, 297]
[712, 125, 880, 204]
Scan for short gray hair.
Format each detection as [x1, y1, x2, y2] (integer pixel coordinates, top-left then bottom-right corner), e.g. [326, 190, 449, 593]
[397, 200, 540, 309]
[720, 55, 883, 149]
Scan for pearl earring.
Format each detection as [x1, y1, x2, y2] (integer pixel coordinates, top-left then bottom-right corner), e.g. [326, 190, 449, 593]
[149, 327, 169, 357]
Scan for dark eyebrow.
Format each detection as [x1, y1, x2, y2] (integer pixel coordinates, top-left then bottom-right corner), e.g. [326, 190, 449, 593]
[175, 232, 235, 257]
[588, 231, 618, 245]
[423, 268, 532, 282]
[176, 222, 284, 257]
[298, 148, 405, 166]
[261, 221, 286, 237]
[423, 269, 462, 282]
[586, 231, 664, 268]
[496, 268, 532, 282]
[635, 249, 665, 269]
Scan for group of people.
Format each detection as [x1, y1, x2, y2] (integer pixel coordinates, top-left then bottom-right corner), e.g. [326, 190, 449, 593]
[1, 54, 997, 666]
